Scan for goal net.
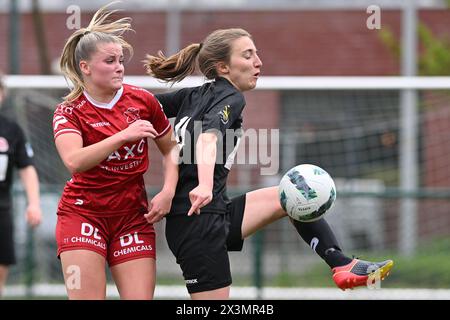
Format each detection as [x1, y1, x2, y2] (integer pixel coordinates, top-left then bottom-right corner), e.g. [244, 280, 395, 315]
[3, 75, 450, 298]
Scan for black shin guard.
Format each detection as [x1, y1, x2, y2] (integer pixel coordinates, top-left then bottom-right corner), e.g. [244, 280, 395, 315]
[291, 218, 352, 268]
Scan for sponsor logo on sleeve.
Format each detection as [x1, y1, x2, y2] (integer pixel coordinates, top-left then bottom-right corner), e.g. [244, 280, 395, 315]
[219, 105, 231, 124]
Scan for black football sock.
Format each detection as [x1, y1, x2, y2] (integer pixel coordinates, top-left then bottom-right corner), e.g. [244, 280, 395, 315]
[290, 218, 353, 268]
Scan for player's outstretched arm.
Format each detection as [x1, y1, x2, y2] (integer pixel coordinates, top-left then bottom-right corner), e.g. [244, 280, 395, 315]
[55, 120, 158, 173]
[145, 128, 179, 224]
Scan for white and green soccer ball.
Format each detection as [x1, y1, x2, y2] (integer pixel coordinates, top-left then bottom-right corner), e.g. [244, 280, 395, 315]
[279, 164, 336, 222]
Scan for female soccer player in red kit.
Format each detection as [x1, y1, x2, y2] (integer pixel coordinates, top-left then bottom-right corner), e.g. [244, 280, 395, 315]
[53, 4, 178, 299]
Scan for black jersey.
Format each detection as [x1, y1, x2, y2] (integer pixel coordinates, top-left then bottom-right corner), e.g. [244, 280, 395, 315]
[156, 77, 245, 215]
[0, 115, 34, 210]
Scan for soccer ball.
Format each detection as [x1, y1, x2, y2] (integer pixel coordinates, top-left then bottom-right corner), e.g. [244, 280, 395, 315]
[279, 164, 336, 222]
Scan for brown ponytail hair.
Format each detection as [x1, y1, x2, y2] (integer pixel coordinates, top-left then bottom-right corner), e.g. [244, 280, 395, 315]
[144, 28, 251, 83]
[59, 2, 133, 103]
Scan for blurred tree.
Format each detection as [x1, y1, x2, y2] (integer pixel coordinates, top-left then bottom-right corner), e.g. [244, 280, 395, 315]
[32, 0, 51, 74]
[418, 24, 450, 75]
[379, 11, 450, 75]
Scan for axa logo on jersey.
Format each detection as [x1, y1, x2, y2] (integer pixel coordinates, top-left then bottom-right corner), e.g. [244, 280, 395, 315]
[107, 138, 146, 161]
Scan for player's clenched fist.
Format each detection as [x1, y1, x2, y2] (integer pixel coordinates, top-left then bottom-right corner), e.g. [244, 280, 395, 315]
[120, 120, 158, 142]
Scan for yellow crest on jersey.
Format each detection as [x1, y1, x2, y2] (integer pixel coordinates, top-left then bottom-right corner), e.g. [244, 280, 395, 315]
[219, 105, 231, 124]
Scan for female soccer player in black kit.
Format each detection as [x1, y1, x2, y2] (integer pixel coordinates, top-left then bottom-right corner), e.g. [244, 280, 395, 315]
[0, 75, 42, 297]
[144, 28, 393, 299]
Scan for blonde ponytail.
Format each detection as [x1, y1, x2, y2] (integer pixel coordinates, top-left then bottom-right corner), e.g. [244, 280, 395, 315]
[60, 2, 133, 102]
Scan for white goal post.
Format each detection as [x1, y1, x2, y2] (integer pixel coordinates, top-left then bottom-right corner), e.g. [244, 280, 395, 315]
[4, 75, 450, 90]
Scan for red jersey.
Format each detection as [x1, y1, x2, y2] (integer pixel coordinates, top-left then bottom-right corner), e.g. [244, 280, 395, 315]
[53, 84, 171, 216]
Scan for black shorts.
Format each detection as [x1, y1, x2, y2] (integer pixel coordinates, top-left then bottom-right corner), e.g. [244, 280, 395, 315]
[165, 194, 246, 294]
[0, 209, 16, 265]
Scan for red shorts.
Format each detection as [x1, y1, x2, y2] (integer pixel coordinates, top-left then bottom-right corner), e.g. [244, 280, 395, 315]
[55, 209, 156, 266]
